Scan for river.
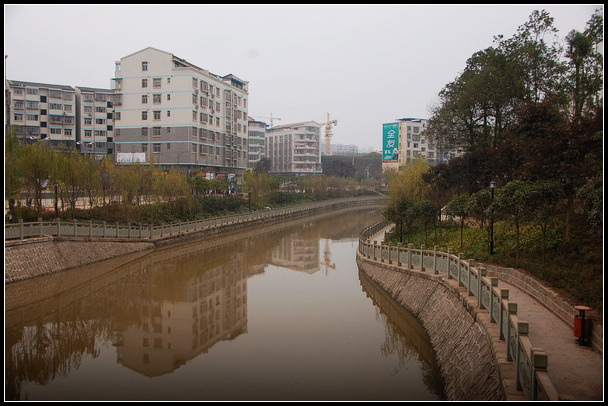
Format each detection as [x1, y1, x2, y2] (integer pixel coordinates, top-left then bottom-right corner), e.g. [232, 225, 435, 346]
[5, 207, 445, 401]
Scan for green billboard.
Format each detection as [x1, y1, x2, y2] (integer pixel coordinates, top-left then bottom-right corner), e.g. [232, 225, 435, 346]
[382, 123, 399, 162]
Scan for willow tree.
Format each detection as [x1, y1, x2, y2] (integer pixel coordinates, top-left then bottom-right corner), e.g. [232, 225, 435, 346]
[386, 158, 430, 207]
[20, 141, 54, 215]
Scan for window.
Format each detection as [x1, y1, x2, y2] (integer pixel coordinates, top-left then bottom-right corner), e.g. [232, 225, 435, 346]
[142, 79, 148, 88]
[141, 128, 148, 137]
[153, 143, 161, 153]
[142, 61, 148, 71]
[142, 111, 148, 120]
[84, 130, 92, 137]
[153, 78, 162, 88]
[153, 94, 161, 104]
[84, 118, 92, 125]
[152, 127, 161, 136]
[142, 95, 148, 104]
[153, 111, 161, 120]
[142, 143, 147, 153]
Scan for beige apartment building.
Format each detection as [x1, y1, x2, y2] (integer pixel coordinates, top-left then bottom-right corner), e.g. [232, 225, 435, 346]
[382, 117, 463, 172]
[5, 80, 77, 148]
[247, 118, 267, 168]
[74, 86, 117, 159]
[112, 47, 249, 184]
[266, 121, 322, 176]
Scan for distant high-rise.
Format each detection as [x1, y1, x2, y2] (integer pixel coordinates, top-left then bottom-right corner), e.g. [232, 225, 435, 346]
[5, 80, 76, 148]
[382, 117, 463, 172]
[267, 121, 322, 175]
[112, 47, 249, 184]
[247, 118, 267, 168]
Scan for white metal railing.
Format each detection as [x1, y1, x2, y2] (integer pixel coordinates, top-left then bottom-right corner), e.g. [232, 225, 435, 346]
[358, 220, 559, 401]
[5, 196, 380, 241]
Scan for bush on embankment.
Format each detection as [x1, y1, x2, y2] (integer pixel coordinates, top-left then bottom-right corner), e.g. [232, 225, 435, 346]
[384, 219, 602, 313]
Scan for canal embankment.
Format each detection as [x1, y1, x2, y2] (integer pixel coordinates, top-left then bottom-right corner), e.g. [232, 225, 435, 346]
[357, 222, 603, 401]
[5, 197, 381, 284]
[356, 256, 508, 401]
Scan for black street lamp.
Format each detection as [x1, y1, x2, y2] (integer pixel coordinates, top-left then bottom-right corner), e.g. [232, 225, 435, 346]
[489, 180, 496, 255]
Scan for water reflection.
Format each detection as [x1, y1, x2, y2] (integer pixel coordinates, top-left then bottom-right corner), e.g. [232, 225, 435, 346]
[5, 207, 444, 401]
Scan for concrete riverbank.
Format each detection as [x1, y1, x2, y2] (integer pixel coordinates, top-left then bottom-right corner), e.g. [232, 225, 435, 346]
[358, 224, 603, 401]
[5, 198, 381, 284]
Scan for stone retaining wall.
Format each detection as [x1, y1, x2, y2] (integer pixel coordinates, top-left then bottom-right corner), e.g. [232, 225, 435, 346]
[5, 237, 154, 283]
[357, 256, 507, 401]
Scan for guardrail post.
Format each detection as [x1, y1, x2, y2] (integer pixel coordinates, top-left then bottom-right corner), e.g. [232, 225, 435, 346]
[457, 253, 465, 286]
[74, 219, 77, 237]
[420, 244, 426, 271]
[434, 246, 439, 274]
[478, 267, 486, 307]
[57, 218, 61, 237]
[506, 303, 518, 361]
[446, 249, 453, 278]
[39, 217, 43, 237]
[89, 220, 93, 238]
[408, 243, 414, 269]
[103, 221, 107, 238]
[515, 321, 529, 392]
[397, 243, 402, 266]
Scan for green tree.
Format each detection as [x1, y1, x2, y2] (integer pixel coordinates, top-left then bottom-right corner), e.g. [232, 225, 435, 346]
[5, 129, 23, 215]
[445, 194, 470, 250]
[414, 200, 437, 246]
[528, 180, 564, 265]
[564, 10, 603, 119]
[494, 180, 532, 263]
[20, 141, 54, 215]
[56, 149, 87, 217]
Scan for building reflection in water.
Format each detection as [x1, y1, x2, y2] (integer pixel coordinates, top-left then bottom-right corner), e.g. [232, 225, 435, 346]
[5, 208, 444, 400]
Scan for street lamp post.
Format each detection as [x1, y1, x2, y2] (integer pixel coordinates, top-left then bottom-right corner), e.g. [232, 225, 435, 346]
[54, 182, 59, 218]
[489, 180, 496, 255]
[248, 189, 252, 212]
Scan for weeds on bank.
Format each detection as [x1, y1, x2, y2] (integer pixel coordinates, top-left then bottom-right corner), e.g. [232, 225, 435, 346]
[384, 220, 602, 312]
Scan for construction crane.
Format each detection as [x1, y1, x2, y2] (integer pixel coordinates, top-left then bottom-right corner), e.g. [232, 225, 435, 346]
[319, 112, 337, 156]
[320, 239, 336, 276]
[252, 113, 281, 127]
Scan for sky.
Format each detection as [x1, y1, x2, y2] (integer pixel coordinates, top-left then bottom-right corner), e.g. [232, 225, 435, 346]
[4, 4, 602, 152]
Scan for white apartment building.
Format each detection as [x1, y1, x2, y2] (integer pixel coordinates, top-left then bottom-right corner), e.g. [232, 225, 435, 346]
[6, 80, 77, 148]
[75, 87, 117, 159]
[247, 118, 267, 168]
[112, 47, 249, 183]
[382, 118, 463, 172]
[266, 121, 322, 176]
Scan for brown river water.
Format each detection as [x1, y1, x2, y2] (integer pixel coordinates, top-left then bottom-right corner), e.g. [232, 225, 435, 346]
[5, 207, 445, 401]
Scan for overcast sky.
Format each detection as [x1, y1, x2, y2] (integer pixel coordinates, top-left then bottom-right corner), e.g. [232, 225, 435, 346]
[4, 4, 602, 151]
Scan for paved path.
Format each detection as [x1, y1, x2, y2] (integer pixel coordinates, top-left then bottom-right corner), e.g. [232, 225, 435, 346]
[369, 225, 603, 401]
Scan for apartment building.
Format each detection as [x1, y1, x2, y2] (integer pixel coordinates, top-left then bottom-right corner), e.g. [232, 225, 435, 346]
[247, 118, 267, 168]
[266, 121, 322, 176]
[5, 80, 77, 148]
[75, 87, 117, 159]
[382, 118, 463, 172]
[112, 47, 249, 184]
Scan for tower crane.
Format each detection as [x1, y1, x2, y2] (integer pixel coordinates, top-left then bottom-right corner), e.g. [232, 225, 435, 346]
[320, 239, 336, 276]
[252, 113, 281, 127]
[319, 112, 337, 156]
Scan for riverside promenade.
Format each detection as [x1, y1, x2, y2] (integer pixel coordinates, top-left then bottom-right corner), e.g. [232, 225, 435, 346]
[367, 224, 603, 401]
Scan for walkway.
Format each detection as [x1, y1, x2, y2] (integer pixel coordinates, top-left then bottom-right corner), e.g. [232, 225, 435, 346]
[369, 225, 603, 401]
